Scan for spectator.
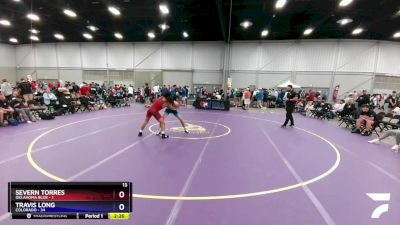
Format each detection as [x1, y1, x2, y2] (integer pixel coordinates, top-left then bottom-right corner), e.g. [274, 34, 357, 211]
[356, 90, 370, 111]
[80, 83, 90, 96]
[1, 79, 13, 101]
[306, 89, 316, 103]
[18, 78, 34, 101]
[351, 104, 378, 136]
[369, 129, 400, 151]
[244, 88, 251, 110]
[10, 90, 36, 123]
[43, 88, 58, 106]
[0, 93, 14, 126]
[384, 92, 396, 114]
[256, 89, 264, 108]
[331, 99, 346, 115]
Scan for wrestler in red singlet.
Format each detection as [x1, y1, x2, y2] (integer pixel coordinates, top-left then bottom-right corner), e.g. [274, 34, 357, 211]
[139, 93, 173, 139]
[146, 96, 168, 121]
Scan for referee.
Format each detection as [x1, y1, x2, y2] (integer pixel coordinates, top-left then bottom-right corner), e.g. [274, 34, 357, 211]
[281, 85, 298, 128]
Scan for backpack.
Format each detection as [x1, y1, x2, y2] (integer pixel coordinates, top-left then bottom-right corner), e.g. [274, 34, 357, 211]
[39, 111, 55, 120]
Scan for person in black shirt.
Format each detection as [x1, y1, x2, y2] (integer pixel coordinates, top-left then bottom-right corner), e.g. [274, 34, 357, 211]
[18, 78, 33, 102]
[281, 85, 298, 127]
[351, 104, 377, 136]
[356, 90, 370, 109]
[0, 93, 15, 126]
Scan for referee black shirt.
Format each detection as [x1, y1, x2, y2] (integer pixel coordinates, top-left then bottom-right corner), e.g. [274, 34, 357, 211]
[286, 91, 298, 108]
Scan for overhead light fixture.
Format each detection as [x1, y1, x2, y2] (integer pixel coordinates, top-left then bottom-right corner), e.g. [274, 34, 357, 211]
[158, 23, 170, 31]
[63, 9, 77, 18]
[159, 4, 169, 15]
[27, 13, 40, 21]
[54, 33, 64, 40]
[261, 29, 269, 37]
[87, 25, 98, 32]
[352, 27, 363, 35]
[240, 20, 253, 29]
[393, 31, 400, 38]
[303, 28, 314, 35]
[147, 32, 155, 39]
[30, 35, 39, 41]
[0, 19, 11, 26]
[114, 32, 123, 39]
[29, 29, 39, 34]
[83, 33, 93, 39]
[9, 38, 18, 43]
[337, 18, 353, 26]
[108, 6, 121, 16]
[339, 0, 353, 7]
[12, 0, 21, 2]
[182, 31, 189, 38]
[275, 0, 287, 9]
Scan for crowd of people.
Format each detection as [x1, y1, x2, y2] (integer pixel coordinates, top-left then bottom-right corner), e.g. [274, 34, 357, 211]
[0, 76, 197, 127]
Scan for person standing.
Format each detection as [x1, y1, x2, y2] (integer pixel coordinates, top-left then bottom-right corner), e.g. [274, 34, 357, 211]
[281, 85, 298, 127]
[1, 79, 13, 101]
[18, 78, 33, 102]
[244, 88, 251, 110]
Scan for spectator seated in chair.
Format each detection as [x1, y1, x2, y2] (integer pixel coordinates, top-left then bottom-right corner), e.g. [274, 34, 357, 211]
[351, 104, 378, 136]
[0, 93, 15, 126]
[10, 90, 36, 123]
[42, 88, 59, 111]
[331, 99, 346, 116]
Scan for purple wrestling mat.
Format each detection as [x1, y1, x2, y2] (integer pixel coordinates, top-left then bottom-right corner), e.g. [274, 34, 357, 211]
[0, 106, 399, 225]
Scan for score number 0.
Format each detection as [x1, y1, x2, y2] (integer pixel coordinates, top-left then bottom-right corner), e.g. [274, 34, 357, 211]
[117, 183, 129, 211]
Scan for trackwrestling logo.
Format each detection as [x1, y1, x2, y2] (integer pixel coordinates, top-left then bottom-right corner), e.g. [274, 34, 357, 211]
[168, 123, 208, 134]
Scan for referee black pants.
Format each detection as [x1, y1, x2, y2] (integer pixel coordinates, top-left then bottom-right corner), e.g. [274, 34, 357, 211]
[283, 106, 294, 126]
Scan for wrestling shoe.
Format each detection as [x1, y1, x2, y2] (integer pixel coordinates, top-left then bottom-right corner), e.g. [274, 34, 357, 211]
[368, 139, 380, 144]
[161, 134, 169, 139]
[138, 131, 143, 137]
[391, 145, 399, 152]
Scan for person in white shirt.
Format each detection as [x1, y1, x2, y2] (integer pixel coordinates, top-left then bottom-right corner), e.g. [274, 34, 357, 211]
[43, 88, 58, 105]
[1, 79, 13, 101]
[331, 99, 346, 115]
[127, 85, 134, 103]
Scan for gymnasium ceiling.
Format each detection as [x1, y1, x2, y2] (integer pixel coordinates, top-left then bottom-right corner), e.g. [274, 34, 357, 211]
[0, 0, 399, 44]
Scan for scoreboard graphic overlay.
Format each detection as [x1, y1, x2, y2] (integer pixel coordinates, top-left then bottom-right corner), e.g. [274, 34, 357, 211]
[8, 182, 132, 220]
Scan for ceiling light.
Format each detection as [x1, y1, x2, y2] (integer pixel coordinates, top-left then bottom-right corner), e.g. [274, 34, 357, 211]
[352, 28, 363, 35]
[87, 25, 98, 32]
[83, 33, 93, 39]
[29, 29, 39, 34]
[337, 18, 353, 26]
[114, 32, 123, 39]
[108, 6, 121, 16]
[12, 0, 21, 2]
[54, 33, 64, 40]
[0, 20, 11, 26]
[63, 9, 77, 17]
[261, 29, 269, 37]
[159, 4, 169, 15]
[275, 0, 287, 9]
[393, 32, 400, 38]
[147, 32, 155, 39]
[303, 28, 314, 35]
[240, 20, 253, 29]
[27, 13, 40, 21]
[183, 31, 189, 38]
[339, 0, 353, 7]
[30, 35, 39, 41]
[9, 38, 18, 43]
[158, 23, 170, 31]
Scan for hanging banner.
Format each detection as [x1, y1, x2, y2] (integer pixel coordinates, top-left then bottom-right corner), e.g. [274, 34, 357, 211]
[332, 85, 340, 101]
[227, 78, 232, 89]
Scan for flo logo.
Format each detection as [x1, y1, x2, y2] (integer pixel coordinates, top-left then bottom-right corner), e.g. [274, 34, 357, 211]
[169, 123, 207, 134]
[366, 193, 391, 219]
